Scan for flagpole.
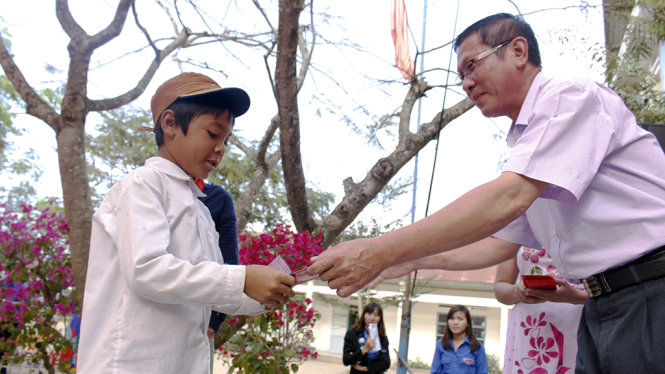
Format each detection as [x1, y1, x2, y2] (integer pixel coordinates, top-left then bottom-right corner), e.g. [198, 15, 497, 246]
[397, 1, 428, 374]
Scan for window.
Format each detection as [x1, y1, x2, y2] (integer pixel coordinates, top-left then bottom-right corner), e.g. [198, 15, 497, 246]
[436, 310, 486, 344]
[471, 315, 486, 343]
[329, 306, 349, 354]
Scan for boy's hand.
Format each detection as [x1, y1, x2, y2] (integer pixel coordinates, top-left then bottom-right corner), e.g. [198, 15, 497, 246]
[244, 265, 295, 309]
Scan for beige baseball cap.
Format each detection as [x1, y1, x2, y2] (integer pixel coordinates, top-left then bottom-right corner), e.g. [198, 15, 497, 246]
[142, 72, 250, 131]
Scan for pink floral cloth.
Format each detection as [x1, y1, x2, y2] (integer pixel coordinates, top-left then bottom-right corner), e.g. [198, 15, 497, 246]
[502, 247, 584, 374]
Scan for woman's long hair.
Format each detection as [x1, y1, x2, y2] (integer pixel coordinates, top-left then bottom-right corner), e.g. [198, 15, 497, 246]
[441, 305, 481, 351]
[351, 302, 386, 337]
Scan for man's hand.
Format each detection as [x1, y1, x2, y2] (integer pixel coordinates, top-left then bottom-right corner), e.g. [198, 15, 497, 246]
[244, 265, 295, 309]
[307, 238, 385, 297]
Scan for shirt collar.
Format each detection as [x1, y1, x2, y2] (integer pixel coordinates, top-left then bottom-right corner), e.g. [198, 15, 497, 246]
[506, 72, 553, 146]
[144, 157, 206, 197]
[449, 336, 471, 346]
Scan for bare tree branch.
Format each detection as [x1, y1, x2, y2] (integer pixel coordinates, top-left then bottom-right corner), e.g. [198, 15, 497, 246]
[155, 0, 180, 33]
[397, 80, 428, 139]
[232, 116, 282, 230]
[231, 115, 282, 230]
[132, 2, 160, 56]
[235, 150, 281, 230]
[55, 0, 88, 40]
[87, 0, 134, 48]
[0, 32, 61, 129]
[87, 29, 191, 112]
[296, 3, 315, 92]
[229, 136, 257, 159]
[320, 79, 474, 247]
[257, 115, 280, 164]
[507, 0, 523, 15]
[253, 0, 279, 98]
[252, 0, 276, 33]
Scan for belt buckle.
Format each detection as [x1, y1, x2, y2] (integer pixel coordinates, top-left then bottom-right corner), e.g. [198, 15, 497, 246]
[582, 276, 603, 297]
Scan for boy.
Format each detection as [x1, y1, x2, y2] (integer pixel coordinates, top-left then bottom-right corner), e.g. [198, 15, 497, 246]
[77, 72, 295, 373]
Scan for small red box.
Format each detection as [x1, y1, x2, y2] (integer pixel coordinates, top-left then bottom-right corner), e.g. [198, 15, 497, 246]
[521, 275, 556, 289]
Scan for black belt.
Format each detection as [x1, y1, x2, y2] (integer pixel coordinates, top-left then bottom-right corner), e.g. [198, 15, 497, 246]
[582, 245, 665, 297]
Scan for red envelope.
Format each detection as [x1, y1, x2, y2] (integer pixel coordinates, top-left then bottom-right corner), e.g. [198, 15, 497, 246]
[291, 268, 318, 285]
[269, 256, 318, 284]
[521, 275, 556, 289]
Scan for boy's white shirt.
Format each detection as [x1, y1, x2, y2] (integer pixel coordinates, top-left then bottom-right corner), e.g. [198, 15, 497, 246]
[77, 157, 264, 374]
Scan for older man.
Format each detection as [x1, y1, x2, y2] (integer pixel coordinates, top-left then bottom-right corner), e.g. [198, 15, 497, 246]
[308, 13, 665, 373]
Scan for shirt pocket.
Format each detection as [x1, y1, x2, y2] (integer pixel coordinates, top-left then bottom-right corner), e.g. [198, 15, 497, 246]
[439, 353, 454, 365]
[461, 356, 476, 366]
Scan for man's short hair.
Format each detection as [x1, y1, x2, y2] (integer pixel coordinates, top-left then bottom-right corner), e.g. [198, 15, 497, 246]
[454, 13, 542, 68]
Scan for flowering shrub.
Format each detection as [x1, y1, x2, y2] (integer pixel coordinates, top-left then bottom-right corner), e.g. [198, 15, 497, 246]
[0, 202, 77, 374]
[219, 224, 323, 373]
[238, 224, 324, 272]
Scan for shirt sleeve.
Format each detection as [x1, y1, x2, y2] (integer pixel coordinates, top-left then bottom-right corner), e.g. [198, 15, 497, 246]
[343, 329, 362, 366]
[201, 184, 241, 329]
[200, 184, 239, 265]
[431, 340, 443, 374]
[213, 294, 265, 316]
[475, 344, 489, 374]
[491, 213, 542, 249]
[504, 80, 617, 204]
[209, 312, 225, 331]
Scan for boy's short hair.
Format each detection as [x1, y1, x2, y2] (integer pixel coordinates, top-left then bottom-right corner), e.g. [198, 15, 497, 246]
[154, 101, 235, 147]
[141, 72, 251, 144]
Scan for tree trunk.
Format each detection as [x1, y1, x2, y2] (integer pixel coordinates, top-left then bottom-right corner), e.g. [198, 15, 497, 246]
[603, 0, 636, 82]
[233, 117, 281, 231]
[57, 123, 93, 308]
[213, 315, 249, 349]
[319, 88, 475, 247]
[3, 0, 477, 313]
[275, 0, 316, 233]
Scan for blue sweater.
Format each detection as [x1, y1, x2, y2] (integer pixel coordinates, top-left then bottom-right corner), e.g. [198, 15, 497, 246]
[200, 184, 238, 331]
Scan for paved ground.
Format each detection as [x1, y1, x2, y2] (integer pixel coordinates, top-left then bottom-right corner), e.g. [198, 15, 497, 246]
[214, 352, 431, 373]
[3, 353, 430, 373]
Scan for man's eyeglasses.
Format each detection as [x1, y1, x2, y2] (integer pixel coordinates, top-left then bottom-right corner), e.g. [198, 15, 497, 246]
[454, 39, 513, 86]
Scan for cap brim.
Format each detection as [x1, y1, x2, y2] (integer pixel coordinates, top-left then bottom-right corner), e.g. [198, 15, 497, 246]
[178, 87, 250, 117]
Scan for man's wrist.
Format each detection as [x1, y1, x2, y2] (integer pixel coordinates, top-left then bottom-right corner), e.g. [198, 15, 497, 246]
[366, 236, 392, 270]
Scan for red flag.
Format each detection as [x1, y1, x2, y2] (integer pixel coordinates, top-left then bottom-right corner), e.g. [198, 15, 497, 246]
[391, 0, 414, 80]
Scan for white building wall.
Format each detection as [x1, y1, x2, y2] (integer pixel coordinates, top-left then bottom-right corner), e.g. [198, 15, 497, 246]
[296, 281, 512, 369]
[309, 293, 335, 352]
